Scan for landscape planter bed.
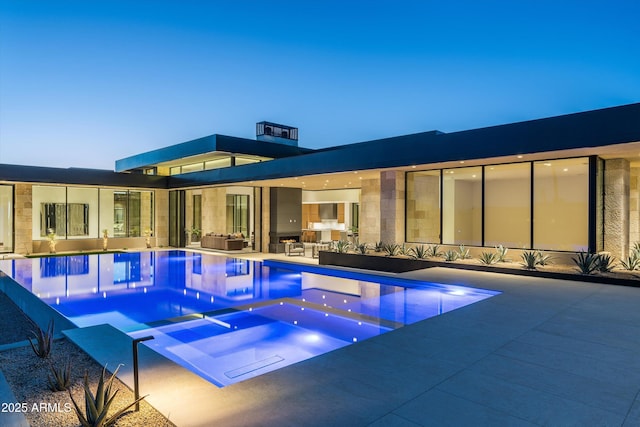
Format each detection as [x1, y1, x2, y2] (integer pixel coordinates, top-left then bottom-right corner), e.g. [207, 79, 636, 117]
[318, 251, 640, 288]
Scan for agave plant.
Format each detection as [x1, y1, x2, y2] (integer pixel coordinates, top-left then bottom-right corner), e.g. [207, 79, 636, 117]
[479, 251, 498, 265]
[495, 245, 509, 262]
[28, 319, 54, 359]
[383, 243, 400, 256]
[373, 241, 385, 253]
[536, 251, 552, 266]
[354, 242, 369, 254]
[443, 250, 459, 262]
[572, 251, 598, 275]
[69, 364, 146, 427]
[48, 359, 72, 392]
[595, 253, 615, 273]
[409, 245, 428, 259]
[398, 243, 410, 256]
[334, 240, 351, 254]
[426, 244, 443, 258]
[521, 251, 538, 270]
[457, 245, 472, 260]
[620, 253, 640, 271]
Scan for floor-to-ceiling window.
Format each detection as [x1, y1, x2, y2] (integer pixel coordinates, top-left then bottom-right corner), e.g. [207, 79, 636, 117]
[406, 157, 591, 252]
[442, 166, 482, 246]
[226, 194, 249, 236]
[533, 158, 589, 251]
[0, 185, 13, 253]
[484, 163, 531, 248]
[406, 170, 440, 243]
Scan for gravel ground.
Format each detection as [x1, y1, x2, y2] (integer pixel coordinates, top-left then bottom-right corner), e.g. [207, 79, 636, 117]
[0, 291, 176, 427]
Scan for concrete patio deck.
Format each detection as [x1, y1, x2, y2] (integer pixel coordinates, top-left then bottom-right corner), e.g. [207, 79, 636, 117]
[63, 263, 640, 426]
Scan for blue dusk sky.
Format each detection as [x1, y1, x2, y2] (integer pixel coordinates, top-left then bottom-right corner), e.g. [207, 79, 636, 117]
[1, 1, 639, 170]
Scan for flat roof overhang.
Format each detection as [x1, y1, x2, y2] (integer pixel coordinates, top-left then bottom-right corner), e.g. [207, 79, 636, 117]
[168, 102, 640, 189]
[115, 134, 315, 172]
[0, 164, 169, 188]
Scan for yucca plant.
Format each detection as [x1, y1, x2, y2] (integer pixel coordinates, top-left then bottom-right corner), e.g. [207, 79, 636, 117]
[409, 245, 428, 259]
[426, 244, 443, 258]
[572, 251, 598, 275]
[620, 253, 640, 271]
[443, 250, 459, 262]
[28, 319, 54, 359]
[334, 240, 351, 254]
[521, 251, 539, 270]
[495, 245, 509, 262]
[595, 253, 615, 273]
[383, 243, 400, 256]
[457, 244, 472, 260]
[48, 359, 72, 392]
[479, 251, 498, 265]
[69, 364, 145, 427]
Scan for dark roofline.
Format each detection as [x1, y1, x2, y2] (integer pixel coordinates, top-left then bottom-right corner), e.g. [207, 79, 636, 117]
[115, 134, 314, 172]
[0, 164, 168, 188]
[169, 102, 640, 188]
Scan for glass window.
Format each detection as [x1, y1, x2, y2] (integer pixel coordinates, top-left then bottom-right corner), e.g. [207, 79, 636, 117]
[193, 194, 202, 231]
[406, 170, 440, 243]
[0, 185, 13, 252]
[442, 167, 482, 246]
[205, 158, 232, 170]
[484, 163, 531, 248]
[181, 163, 204, 174]
[33, 185, 66, 238]
[533, 158, 589, 251]
[226, 194, 249, 236]
[67, 187, 99, 239]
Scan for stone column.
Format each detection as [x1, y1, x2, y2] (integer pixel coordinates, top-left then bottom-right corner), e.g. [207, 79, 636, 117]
[380, 170, 405, 244]
[630, 167, 640, 246]
[261, 187, 270, 252]
[604, 159, 630, 260]
[14, 184, 33, 255]
[202, 187, 227, 234]
[359, 177, 381, 245]
[154, 189, 169, 247]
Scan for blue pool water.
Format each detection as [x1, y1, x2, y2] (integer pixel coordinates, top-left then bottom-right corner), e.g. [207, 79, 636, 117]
[0, 250, 498, 387]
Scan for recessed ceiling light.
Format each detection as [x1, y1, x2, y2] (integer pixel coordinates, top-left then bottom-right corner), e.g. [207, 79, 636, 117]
[543, 163, 552, 167]
[472, 175, 476, 178]
[517, 155, 523, 159]
[411, 165, 416, 169]
[563, 168, 569, 172]
[460, 161, 465, 164]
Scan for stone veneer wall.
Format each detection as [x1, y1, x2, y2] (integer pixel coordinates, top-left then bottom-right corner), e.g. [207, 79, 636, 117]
[14, 184, 33, 254]
[359, 177, 381, 244]
[380, 170, 405, 244]
[154, 189, 169, 247]
[202, 187, 226, 235]
[406, 172, 440, 242]
[630, 167, 640, 246]
[604, 159, 630, 260]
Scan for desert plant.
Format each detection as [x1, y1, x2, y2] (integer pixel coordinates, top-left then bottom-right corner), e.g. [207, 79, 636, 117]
[28, 319, 54, 359]
[443, 250, 459, 262]
[595, 253, 615, 273]
[536, 251, 552, 266]
[457, 244, 472, 260]
[373, 241, 385, 253]
[572, 251, 598, 275]
[521, 251, 539, 270]
[495, 245, 509, 262]
[398, 243, 410, 256]
[620, 254, 640, 271]
[409, 245, 428, 259]
[426, 244, 443, 258]
[48, 359, 72, 392]
[383, 243, 400, 256]
[334, 240, 351, 253]
[354, 242, 369, 254]
[69, 364, 146, 427]
[479, 251, 498, 265]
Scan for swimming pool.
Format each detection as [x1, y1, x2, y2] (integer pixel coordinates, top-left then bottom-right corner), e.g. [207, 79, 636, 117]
[0, 250, 498, 387]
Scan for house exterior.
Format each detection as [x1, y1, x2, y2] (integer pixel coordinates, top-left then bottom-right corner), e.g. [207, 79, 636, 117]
[1, 102, 639, 260]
